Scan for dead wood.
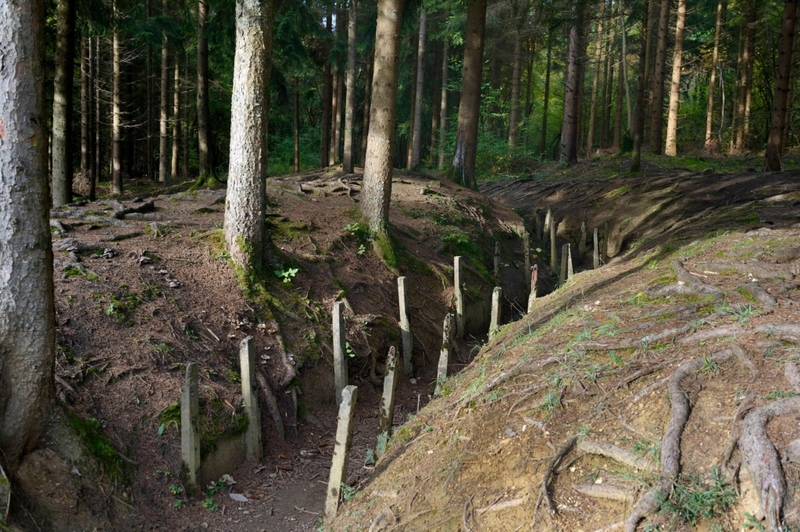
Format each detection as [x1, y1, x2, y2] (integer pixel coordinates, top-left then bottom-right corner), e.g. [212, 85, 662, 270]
[740, 396, 800, 531]
[738, 283, 778, 309]
[577, 440, 657, 473]
[625, 348, 734, 532]
[114, 200, 155, 219]
[462, 496, 474, 532]
[369, 507, 397, 532]
[573, 484, 636, 504]
[102, 231, 144, 242]
[255, 368, 285, 440]
[533, 435, 577, 526]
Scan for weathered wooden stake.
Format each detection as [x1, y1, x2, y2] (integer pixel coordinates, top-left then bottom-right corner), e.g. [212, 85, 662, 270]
[376, 347, 398, 458]
[523, 231, 531, 289]
[493, 241, 501, 282]
[435, 314, 453, 395]
[603, 219, 609, 263]
[397, 277, 413, 377]
[181, 363, 200, 489]
[454, 256, 464, 339]
[579, 221, 587, 256]
[593, 227, 600, 269]
[550, 212, 557, 271]
[332, 301, 348, 405]
[239, 337, 262, 461]
[567, 243, 574, 279]
[489, 286, 502, 340]
[527, 265, 538, 313]
[560, 243, 568, 283]
[544, 209, 552, 243]
[535, 211, 543, 242]
[324, 385, 358, 521]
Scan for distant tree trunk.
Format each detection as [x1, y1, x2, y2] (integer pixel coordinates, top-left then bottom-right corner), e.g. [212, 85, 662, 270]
[508, 31, 523, 148]
[159, 0, 170, 183]
[93, 37, 101, 191]
[560, 0, 582, 165]
[613, 46, 623, 150]
[703, 0, 723, 151]
[330, 65, 340, 166]
[631, 0, 652, 172]
[621, 13, 632, 130]
[197, 0, 210, 178]
[451, 0, 487, 189]
[766, 0, 799, 171]
[647, 0, 669, 154]
[183, 49, 189, 179]
[601, 28, 615, 149]
[81, 37, 93, 197]
[171, 54, 181, 180]
[52, 0, 76, 206]
[360, 48, 373, 166]
[112, 14, 123, 195]
[732, 1, 757, 154]
[406, 27, 418, 169]
[430, 41, 442, 165]
[322, 13, 332, 168]
[438, 42, 449, 168]
[664, 0, 686, 156]
[586, 0, 605, 155]
[410, 9, 427, 170]
[0, 0, 56, 469]
[540, 33, 552, 156]
[343, 0, 358, 173]
[524, 38, 534, 151]
[361, 0, 404, 234]
[146, 0, 153, 179]
[294, 78, 301, 172]
[224, 0, 273, 271]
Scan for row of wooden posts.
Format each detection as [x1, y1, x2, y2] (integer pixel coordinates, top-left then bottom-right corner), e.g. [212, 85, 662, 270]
[176, 209, 609, 518]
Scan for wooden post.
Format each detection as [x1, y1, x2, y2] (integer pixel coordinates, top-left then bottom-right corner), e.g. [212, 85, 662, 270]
[324, 385, 358, 521]
[239, 337, 262, 461]
[454, 256, 464, 339]
[544, 208, 552, 244]
[489, 287, 502, 340]
[528, 265, 538, 313]
[376, 347, 398, 458]
[560, 243, 568, 284]
[493, 241, 501, 282]
[332, 301, 348, 405]
[579, 221, 587, 256]
[523, 231, 531, 289]
[603, 220, 609, 263]
[397, 277, 413, 377]
[181, 363, 200, 489]
[435, 314, 453, 395]
[567, 243, 573, 279]
[593, 227, 600, 269]
[550, 212, 557, 271]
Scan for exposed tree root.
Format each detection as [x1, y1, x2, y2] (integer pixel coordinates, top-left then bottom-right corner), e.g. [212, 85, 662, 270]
[458, 356, 561, 411]
[738, 283, 778, 309]
[476, 497, 527, 515]
[646, 260, 724, 301]
[755, 324, 800, 343]
[628, 377, 669, 406]
[583, 326, 690, 351]
[255, 368, 285, 440]
[697, 261, 794, 281]
[590, 522, 624, 532]
[573, 484, 636, 504]
[784, 364, 800, 392]
[678, 326, 745, 345]
[625, 348, 734, 532]
[506, 384, 547, 416]
[532, 435, 577, 527]
[739, 396, 800, 531]
[577, 440, 657, 473]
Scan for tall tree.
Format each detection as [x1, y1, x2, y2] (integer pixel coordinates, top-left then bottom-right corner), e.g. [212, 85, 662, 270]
[560, 0, 583, 165]
[632, 0, 653, 172]
[361, 0, 404, 234]
[586, 0, 606, 155]
[112, 3, 123, 195]
[648, 0, 670, 153]
[159, 0, 170, 183]
[81, 37, 93, 199]
[0, 0, 57, 467]
[664, 0, 686, 156]
[451, 0, 487, 189]
[197, 0, 211, 179]
[171, 54, 181, 180]
[766, 0, 799, 171]
[703, 0, 724, 152]
[540, 31, 552, 156]
[508, 1, 528, 149]
[437, 41, 448, 168]
[224, 0, 274, 271]
[410, 9, 427, 170]
[321, 12, 332, 168]
[342, 0, 358, 173]
[52, 0, 77, 206]
[731, 0, 758, 154]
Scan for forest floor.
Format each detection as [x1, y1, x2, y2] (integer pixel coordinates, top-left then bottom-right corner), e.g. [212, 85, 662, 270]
[14, 151, 800, 532]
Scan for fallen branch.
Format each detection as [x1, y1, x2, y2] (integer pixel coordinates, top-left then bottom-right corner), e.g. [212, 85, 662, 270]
[573, 484, 636, 504]
[577, 440, 657, 473]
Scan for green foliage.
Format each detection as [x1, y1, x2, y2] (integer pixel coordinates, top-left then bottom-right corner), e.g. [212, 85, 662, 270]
[202, 498, 219, 512]
[68, 412, 129, 482]
[659, 468, 736, 526]
[340, 483, 359, 501]
[274, 266, 299, 284]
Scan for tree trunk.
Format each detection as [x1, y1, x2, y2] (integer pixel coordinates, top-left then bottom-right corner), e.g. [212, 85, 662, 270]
[621, 13, 632, 130]
[410, 9, 427, 170]
[294, 78, 301, 173]
[732, 1, 758, 154]
[540, 33, 552, 156]
[183, 49, 189, 180]
[648, 0, 669, 154]
[360, 48, 373, 166]
[112, 16, 123, 195]
[631, 0, 652, 172]
[197, 0, 210, 178]
[81, 37, 92, 196]
[52, 0, 76, 206]
[587, 0, 605, 155]
[224, 0, 273, 271]
[438, 42, 448, 168]
[766, 0, 799, 171]
[601, 28, 615, 149]
[703, 0, 723, 151]
[451, 0, 487, 189]
[343, 0, 358, 173]
[171, 54, 181, 180]
[322, 12, 332, 168]
[93, 37, 101, 191]
[405, 28, 418, 169]
[560, 0, 582, 166]
[429, 41, 442, 165]
[146, 0, 154, 180]
[330, 65, 340, 166]
[664, 0, 686, 156]
[159, 0, 170, 183]
[508, 31, 523, 148]
[361, 0, 404, 234]
[0, 0, 57, 468]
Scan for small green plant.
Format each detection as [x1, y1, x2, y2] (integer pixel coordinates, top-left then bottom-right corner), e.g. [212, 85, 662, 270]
[202, 498, 219, 512]
[274, 266, 299, 284]
[169, 484, 184, 495]
[156, 343, 174, 354]
[172, 499, 183, 509]
[761, 389, 798, 401]
[358, 243, 367, 256]
[743, 513, 764, 531]
[608, 350, 624, 365]
[345, 341, 356, 358]
[700, 354, 719, 375]
[633, 439, 661, 462]
[340, 483, 359, 501]
[659, 468, 736, 526]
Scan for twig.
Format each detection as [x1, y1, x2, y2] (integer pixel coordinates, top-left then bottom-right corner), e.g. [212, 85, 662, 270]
[462, 495, 474, 532]
[294, 506, 320, 516]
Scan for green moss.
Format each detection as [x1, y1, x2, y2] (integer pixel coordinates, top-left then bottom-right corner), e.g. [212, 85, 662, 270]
[373, 231, 398, 271]
[68, 412, 129, 483]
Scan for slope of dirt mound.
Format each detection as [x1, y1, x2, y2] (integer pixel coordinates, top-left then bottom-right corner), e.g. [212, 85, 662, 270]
[32, 168, 527, 531]
[329, 170, 800, 532]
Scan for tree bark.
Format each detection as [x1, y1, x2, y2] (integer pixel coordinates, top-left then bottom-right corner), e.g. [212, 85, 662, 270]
[159, 0, 170, 183]
[438, 42, 448, 168]
[429, 41, 442, 166]
[540, 33, 552, 156]
[664, 0, 686, 156]
[765, 0, 799, 171]
[508, 30, 523, 148]
[330, 65, 340, 166]
[81, 37, 92, 196]
[703, 0, 723, 151]
[410, 9, 427, 170]
[451, 0, 487, 189]
[183, 49, 189, 179]
[224, 0, 273, 271]
[146, 0, 153, 180]
[171, 53, 181, 180]
[632, 0, 653, 172]
[321, 12, 332, 168]
[648, 0, 669, 154]
[405, 27, 418, 169]
[52, 0, 76, 206]
[112, 13, 123, 195]
[197, 0, 211, 178]
[560, 0, 582, 166]
[342, 0, 358, 173]
[360, 48, 373, 166]
[731, 1, 758, 154]
[294, 78, 301, 173]
[361, 0, 404, 234]
[587, 0, 605, 155]
[0, 0, 57, 468]
[93, 37, 101, 192]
